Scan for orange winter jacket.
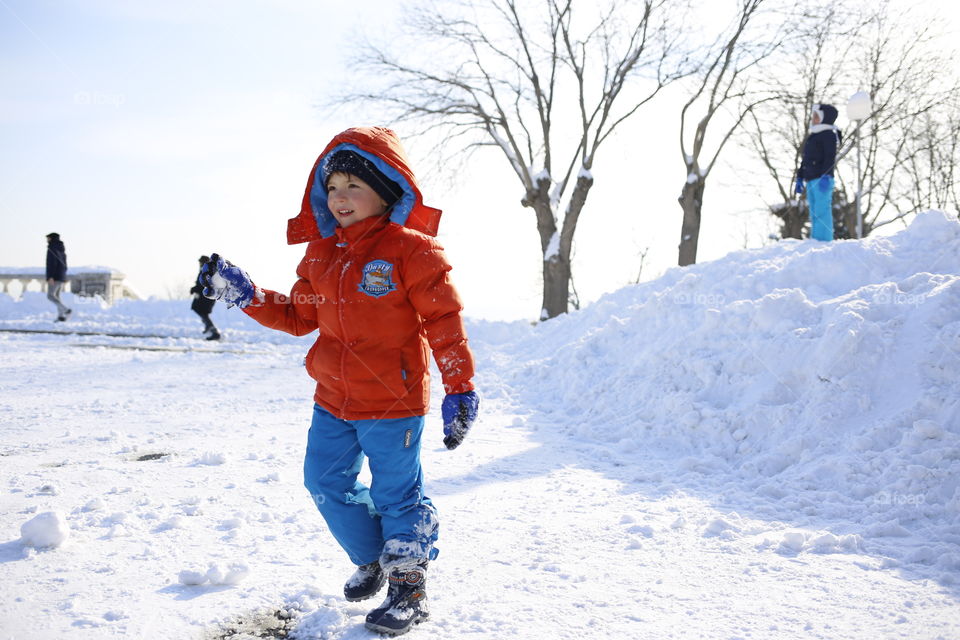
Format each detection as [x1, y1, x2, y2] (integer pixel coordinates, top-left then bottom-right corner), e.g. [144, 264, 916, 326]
[243, 127, 475, 420]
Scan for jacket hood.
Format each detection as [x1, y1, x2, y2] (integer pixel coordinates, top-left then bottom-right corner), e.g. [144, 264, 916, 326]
[820, 104, 838, 125]
[287, 127, 442, 244]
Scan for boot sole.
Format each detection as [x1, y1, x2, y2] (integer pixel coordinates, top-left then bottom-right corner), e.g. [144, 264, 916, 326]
[364, 613, 429, 636]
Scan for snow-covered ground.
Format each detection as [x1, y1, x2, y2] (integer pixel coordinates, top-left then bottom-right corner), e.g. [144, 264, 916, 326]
[2, 210, 959, 639]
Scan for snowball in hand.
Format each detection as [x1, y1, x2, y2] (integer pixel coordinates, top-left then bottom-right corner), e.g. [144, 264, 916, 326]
[20, 511, 70, 548]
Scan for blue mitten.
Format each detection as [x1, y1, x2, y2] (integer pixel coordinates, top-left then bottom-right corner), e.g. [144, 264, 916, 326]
[794, 175, 804, 195]
[201, 253, 256, 309]
[441, 391, 479, 450]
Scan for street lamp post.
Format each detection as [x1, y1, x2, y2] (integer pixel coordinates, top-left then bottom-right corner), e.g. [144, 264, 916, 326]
[847, 91, 872, 239]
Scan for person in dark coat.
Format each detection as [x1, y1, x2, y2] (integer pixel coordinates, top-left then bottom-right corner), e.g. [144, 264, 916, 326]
[45, 232, 72, 321]
[190, 256, 220, 340]
[796, 103, 843, 241]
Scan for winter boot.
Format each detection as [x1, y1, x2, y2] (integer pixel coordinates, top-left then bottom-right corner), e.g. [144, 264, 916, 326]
[364, 562, 429, 635]
[344, 561, 385, 602]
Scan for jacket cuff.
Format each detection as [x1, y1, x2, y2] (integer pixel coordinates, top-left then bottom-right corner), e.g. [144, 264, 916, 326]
[444, 380, 475, 395]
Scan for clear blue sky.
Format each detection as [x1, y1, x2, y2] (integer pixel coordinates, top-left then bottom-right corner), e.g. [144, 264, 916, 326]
[2, 0, 954, 321]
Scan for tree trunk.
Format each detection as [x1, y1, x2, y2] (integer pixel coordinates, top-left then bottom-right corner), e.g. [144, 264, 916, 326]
[771, 201, 805, 239]
[524, 172, 594, 320]
[677, 177, 705, 266]
[835, 198, 864, 239]
[541, 251, 570, 320]
[523, 176, 564, 320]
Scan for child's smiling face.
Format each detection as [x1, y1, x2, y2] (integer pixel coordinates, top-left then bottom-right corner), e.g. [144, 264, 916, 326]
[326, 172, 389, 228]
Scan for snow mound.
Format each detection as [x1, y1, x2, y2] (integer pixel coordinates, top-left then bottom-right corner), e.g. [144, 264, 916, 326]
[196, 452, 228, 466]
[509, 210, 960, 568]
[178, 562, 250, 587]
[20, 511, 70, 548]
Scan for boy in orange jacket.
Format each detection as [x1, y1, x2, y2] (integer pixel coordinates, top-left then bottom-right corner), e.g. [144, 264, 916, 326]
[202, 126, 479, 635]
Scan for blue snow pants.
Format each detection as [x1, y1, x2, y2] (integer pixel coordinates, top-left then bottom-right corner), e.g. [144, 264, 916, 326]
[303, 404, 438, 567]
[807, 175, 835, 242]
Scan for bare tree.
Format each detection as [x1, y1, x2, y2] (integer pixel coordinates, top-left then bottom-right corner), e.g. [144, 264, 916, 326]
[741, 2, 864, 238]
[631, 245, 650, 284]
[744, 1, 959, 239]
[901, 95, 960, 216]
[676, 0, 785, 266]
[855, 10, 960, 230]
[337, 0, 690, 319]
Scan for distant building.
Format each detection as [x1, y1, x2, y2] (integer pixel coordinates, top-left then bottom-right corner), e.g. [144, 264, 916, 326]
[0, 266, 140, 303]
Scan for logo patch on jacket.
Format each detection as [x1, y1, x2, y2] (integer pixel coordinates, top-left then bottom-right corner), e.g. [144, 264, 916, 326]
[358, 260, 396, 298]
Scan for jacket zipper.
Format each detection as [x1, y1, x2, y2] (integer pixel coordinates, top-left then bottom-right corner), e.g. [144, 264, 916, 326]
[336, 241, 351, 413]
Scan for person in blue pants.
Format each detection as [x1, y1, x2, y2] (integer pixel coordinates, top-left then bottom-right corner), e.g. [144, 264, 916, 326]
[796, 103, 843, 241]
[200, 126, 480, 636]
[302, 405, 437, 569]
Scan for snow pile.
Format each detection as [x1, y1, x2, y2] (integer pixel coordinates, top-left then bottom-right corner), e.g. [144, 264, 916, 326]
[195, 452, 228, 466]
[20, 511, 70, 548]
[178, 562, 250, 587]
[508, 210, 960, 577]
